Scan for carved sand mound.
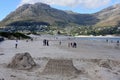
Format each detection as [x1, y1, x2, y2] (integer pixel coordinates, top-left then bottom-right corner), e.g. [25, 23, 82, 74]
[8, 52, 36, 70]
[41, 59, 80, 76]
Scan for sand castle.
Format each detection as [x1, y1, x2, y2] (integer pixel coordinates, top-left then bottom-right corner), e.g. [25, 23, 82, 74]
[41, 59, 80, 76]
[7, 52, 36, 70]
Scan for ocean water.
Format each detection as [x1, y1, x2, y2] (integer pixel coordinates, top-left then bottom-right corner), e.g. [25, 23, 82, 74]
[76, 37, 120, 43]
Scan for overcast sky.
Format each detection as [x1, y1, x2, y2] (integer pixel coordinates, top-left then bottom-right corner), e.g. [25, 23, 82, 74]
[0, 0, 120, 21]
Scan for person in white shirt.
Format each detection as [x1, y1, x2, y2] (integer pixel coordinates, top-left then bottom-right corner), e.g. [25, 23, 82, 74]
[15, 40, 18, 48]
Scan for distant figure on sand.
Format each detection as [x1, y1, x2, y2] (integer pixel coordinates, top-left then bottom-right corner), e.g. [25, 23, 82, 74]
[59, 41, 61, 45]
[68, 42, 77, 48]
[46, 40, 49, 46]
[43, 39, 46, 46]
[70, 42, 73, 47]
[106, 39, 108, 42]
[31, 38, 33, 41]
[73, 42, 77, 48]
[15, 40, 18, 48]
[26, 39, 28, 42]
[43, 39, 49, 46]
[116, 40, 119, 46]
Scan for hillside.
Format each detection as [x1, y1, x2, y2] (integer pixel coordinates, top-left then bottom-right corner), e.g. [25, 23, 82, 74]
[0, 3, 120, 28]
[94, 4, 120, 27]
[0, 3, 98, 27]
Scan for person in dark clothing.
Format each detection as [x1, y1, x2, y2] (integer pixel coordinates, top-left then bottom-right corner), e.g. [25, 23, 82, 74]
[59, 41, 61, 45]
[46, 40, 49, 46]
[31, 38, 33, 41]
[43, 39, 46, 46]
[73, 42, 77, 48]
[106, 39, 108, 42]
[117, 40, 119, 44]
[70, 42, 73, 47]
[116, 40, 119, 47]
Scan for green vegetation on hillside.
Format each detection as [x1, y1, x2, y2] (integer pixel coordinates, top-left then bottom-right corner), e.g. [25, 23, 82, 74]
[68, 26, 120, 36]
[0, 32, 31, 39]
[1, 25, 120, 36]
[42, 26, 120, 36]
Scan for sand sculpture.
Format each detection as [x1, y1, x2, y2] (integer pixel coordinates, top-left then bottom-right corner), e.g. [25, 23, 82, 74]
[8, 52, 36, 70]
[41, 59, 80, 76]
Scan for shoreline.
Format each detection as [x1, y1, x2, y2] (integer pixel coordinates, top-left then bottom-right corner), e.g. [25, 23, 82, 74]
[75, 35, 120, 38]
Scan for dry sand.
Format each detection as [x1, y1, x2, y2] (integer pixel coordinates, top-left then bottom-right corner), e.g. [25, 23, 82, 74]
[0, 35, 120, 80]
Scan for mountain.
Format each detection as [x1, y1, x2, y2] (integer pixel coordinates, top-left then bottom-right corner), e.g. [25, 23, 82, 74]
[0, 3, 120, 28]
[0, 3, 98, 27]
[94, 4, 120, 27]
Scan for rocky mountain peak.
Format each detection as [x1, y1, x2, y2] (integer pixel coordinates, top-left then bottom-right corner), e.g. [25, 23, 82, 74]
[0, 3, 120, 27]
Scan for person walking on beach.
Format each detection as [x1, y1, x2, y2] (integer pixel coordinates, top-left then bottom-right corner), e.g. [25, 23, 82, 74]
[59, 41, 61, 45]
[70, 42, 73, 47]
[43, 39, 49, 46]
[73, 42, 77, 48]
[43, 39, 46, 46]
[46, 40, 49, 46]
[31, 38, 33, 41]
[116, 40, 119, 47]
[15, 40, 18, 48]
[106, 39, 108, 42]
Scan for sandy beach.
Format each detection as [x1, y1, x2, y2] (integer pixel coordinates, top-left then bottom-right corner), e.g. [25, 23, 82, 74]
[0, 35, 120, 80]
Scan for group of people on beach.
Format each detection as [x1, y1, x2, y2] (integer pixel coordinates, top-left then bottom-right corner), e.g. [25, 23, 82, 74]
[68, 42, 77, 48]
[15, 38, 50, 48]
[43, 39, 49, 46]
[106, 39, 120, 47]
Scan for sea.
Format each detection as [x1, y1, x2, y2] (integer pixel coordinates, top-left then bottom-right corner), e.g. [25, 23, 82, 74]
[76, 36, 120, 43]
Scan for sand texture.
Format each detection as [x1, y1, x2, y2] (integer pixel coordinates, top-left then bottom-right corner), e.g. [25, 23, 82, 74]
[0, 35, 120, 80]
